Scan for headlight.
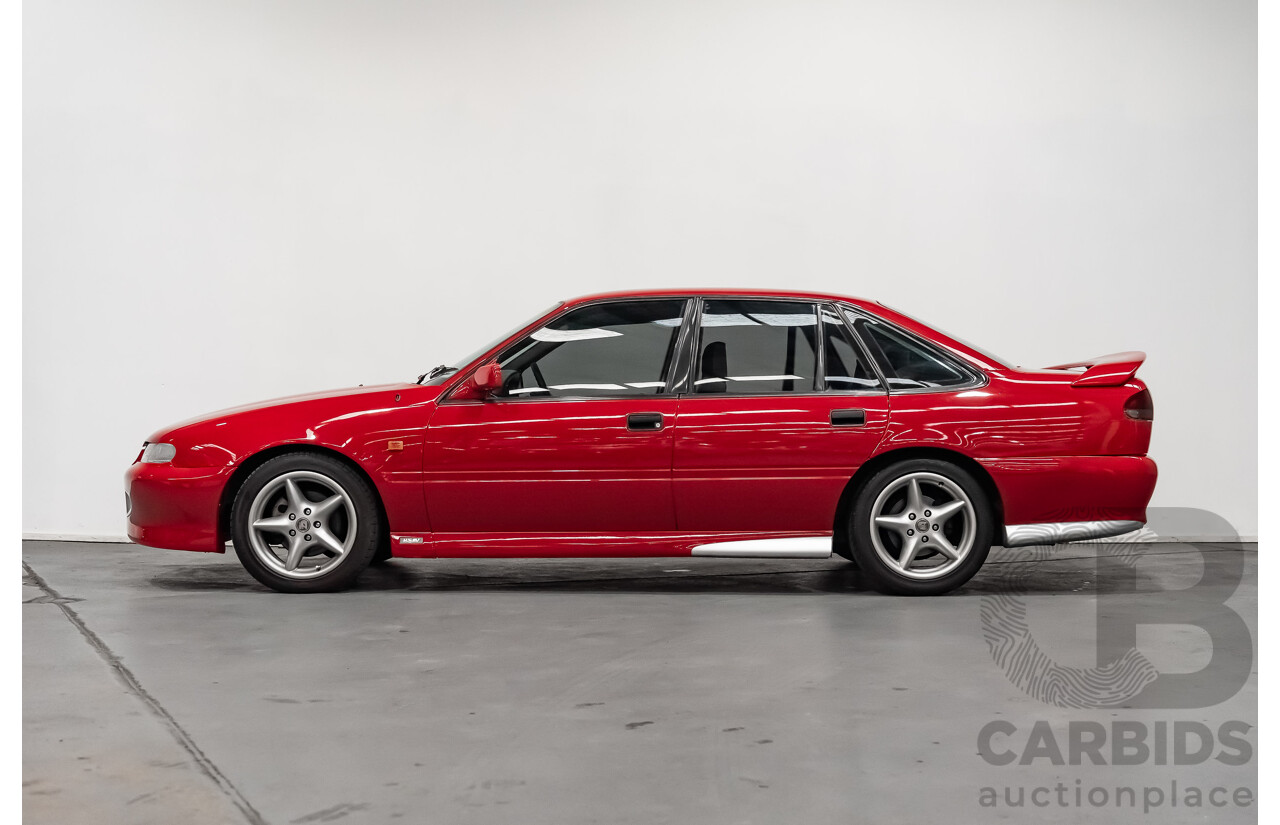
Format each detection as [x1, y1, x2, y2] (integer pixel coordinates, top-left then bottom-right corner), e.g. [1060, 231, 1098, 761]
[141, 442, 177, 464]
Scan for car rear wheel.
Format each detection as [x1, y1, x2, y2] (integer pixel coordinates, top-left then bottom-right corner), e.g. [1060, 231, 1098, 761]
[230, 453, 380, 593]
[849, 458, 993, 596]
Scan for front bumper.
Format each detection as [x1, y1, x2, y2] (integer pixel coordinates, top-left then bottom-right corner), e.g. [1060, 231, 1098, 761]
[125, 461, 231, 552]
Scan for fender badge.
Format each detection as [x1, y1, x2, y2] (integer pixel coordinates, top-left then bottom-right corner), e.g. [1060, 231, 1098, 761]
[398, 536, 424, 544]
[387, 440, 404, 451]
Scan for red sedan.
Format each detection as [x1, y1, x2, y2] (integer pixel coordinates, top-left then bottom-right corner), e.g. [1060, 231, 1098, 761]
[125, 289, 1157, 595]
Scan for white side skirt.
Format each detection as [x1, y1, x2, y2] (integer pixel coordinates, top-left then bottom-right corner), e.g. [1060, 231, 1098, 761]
[690, 537, 834, 558]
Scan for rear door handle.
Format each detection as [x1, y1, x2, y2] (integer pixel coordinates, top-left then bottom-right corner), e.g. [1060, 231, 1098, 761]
[830, 408, 866, 427]
[627, 412, 665, 431]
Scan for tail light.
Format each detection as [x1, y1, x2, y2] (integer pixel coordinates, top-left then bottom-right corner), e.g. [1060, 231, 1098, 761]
[1124, 389, 1154, 421]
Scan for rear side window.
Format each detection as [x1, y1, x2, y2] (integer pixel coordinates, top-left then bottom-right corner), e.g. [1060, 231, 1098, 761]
[820, 307, 882, 392]
[695, 300, 818, 393]
[847, 311, 977, 390]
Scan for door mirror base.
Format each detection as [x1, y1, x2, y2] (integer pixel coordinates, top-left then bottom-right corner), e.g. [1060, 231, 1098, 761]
[450, 362, 503, 401]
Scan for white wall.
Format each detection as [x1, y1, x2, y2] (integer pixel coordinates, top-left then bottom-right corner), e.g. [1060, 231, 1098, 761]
[24, 0, 1257, 538]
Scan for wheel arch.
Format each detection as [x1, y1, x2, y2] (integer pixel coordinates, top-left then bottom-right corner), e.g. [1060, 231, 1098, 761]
[217, 444, 391, 556]
[831, 447, 1005, 558]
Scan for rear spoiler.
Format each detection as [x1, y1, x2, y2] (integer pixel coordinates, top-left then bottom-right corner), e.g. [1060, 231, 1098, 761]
[1045, 351, 1146, 387]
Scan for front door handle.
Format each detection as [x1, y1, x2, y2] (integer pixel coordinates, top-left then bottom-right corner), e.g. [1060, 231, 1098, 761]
[627, 412, 665, 431]
[830, 408, 867, 427]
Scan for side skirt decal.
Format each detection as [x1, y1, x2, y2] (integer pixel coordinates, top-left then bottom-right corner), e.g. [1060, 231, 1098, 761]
[690, 537, 833, 558]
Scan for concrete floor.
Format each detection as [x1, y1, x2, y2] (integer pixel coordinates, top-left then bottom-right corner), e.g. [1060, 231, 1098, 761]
[24, 540, 1256, 825]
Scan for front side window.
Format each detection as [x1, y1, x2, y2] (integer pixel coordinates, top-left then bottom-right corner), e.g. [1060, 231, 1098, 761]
[694, 300, 818, 393]
[847, 310, 977, 390]
[492, 300, 687, 398]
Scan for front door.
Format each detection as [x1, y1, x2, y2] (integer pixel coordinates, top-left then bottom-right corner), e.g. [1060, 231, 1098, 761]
[424, 298, 690, 534]
[672, 299, 889, 532]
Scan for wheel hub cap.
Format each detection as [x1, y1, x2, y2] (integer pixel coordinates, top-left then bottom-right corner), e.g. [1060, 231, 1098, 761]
[246, 470, 358, 581]
[869, 471, 977, 581]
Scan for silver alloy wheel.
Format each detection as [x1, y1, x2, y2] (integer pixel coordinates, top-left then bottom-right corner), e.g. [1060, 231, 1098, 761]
[246, 470, 358, 580]
[869, 471, 976, 581]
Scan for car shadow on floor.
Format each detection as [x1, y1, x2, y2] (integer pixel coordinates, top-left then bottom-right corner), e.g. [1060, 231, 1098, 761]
[147, 560, 876, 595]
[147, 541, 1256, 597]
[143, 543, 1251, 596]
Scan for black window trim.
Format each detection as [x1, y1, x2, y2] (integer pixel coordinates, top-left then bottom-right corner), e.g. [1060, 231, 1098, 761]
[681, 296, 888, 399]
[821, 302, 890, 396]
[837, 302, 989, 394]
[440, 293, 981, 404]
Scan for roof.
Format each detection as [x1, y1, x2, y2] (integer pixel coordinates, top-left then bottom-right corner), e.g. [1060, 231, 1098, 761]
[564, 287, 874, 306]
[560, 288, 1007, 371]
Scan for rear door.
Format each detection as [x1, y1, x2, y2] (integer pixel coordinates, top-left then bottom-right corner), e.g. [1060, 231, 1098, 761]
[424, 298, 690, 534]
[672, 299, 889, 532]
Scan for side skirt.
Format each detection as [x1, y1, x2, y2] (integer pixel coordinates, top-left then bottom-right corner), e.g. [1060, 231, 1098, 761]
[388, 531, 833, 559]
[690, 537, 833, 558]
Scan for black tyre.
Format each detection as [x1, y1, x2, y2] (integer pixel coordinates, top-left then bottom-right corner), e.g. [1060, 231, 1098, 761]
[849, 458, 993, 596]
[370, 537, 394, 565]
[230, 452, 381, 593]
[832, 530, 859, 568]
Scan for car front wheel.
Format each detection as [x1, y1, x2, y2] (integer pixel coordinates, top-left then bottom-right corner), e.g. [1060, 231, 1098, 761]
[230, 453, 380, 593]
[849, 458, 994, 596]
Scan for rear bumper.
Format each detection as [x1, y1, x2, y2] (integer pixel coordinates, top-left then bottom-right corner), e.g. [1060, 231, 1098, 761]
[979, 454, 1158, 534]
[125, 461, 230, 552]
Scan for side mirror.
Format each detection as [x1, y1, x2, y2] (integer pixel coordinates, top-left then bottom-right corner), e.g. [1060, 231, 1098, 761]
[472, 362, 504, 393]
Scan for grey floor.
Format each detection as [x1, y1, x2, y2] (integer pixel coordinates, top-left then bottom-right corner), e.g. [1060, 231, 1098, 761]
[24, 540, 1256, 825]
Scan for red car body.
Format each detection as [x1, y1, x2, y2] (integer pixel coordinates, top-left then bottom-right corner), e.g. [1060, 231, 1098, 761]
[126, 289, 1156, 566]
